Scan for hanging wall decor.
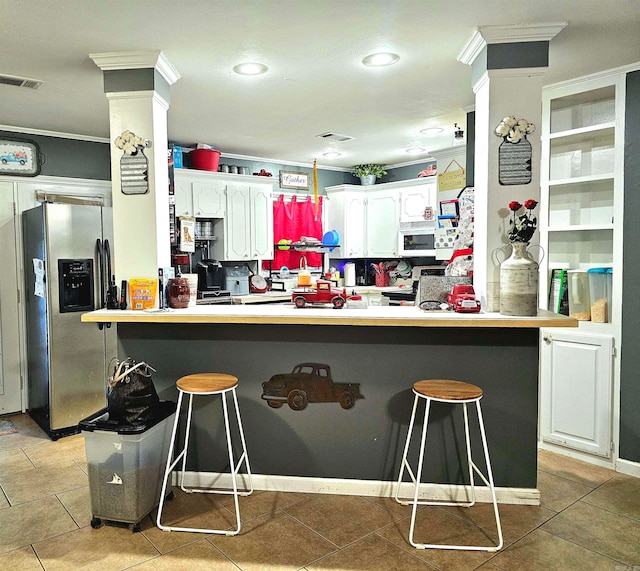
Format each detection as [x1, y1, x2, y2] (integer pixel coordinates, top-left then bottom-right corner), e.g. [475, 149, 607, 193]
[114, 130, 150, 195]
[0, 139, 41, 176]
[495, 116, 535, 186]
[261, 363, 364, 411]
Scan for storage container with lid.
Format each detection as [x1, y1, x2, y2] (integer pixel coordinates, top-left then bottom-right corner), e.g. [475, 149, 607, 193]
[587, 267, 612, 323]
[567, 270, 591, 321]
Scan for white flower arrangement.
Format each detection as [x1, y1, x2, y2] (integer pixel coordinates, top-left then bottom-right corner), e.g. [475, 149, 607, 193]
[495, 116, 535, 144]
[114, 130, 150, 155]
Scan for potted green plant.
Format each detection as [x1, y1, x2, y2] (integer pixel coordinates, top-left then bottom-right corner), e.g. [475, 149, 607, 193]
[351, 164, 387, 185]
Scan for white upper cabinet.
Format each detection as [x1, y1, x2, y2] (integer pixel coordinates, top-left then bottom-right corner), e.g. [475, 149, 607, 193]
[326, 187, 366, 258]
[365, 188, 399, 257]
[175, 169, 274, 261]
[174, 169, 226, 218]
[174, 174, 194, 217]
[222, 182, 274, 261]
[326, 179, 435, 258]
[399, 181, 435, 223]
[193, 180, 226, 217]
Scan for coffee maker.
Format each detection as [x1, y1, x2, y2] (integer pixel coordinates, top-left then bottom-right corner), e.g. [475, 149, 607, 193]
[196, 260, 225, 294]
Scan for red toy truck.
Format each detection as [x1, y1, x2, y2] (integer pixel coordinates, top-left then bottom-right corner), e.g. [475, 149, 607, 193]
[447, 284, 481, 313]
[292, 280, 348, 309]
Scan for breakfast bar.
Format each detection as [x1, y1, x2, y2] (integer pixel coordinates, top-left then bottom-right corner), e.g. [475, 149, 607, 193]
[83, 306, 576, 504]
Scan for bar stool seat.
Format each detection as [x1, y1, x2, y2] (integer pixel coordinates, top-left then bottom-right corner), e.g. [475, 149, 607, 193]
[156, 373, 253, 535]
[394, 379, 503, 552]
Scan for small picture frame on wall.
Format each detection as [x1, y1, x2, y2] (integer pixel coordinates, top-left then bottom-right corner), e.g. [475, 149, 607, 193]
[0, 139, 41, 176]
[279, 170, 309, 190]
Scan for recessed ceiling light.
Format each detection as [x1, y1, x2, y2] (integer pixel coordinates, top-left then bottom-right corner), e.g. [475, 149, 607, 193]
[233, 62, 268, 75]
[406, 147, 426, 155]
[420, 127, 444, 135]
[323, 151, 342, 159]
[362, 52, 399, 67]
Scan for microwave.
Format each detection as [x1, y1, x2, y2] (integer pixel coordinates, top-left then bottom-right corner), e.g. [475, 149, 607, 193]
[398, 223, 436, 257]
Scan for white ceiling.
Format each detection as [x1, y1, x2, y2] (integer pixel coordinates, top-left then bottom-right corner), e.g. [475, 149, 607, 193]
[1, 0, 640, 170]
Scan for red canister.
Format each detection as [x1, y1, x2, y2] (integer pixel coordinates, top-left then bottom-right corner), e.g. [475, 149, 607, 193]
[167, 278, 190, 309]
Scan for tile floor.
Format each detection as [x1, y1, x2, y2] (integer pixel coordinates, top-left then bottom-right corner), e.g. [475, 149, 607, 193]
[1, 412, 639, 570]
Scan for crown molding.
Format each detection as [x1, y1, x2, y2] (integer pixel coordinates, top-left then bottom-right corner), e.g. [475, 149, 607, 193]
[89, 50, 180, 85]
[0, 124, 110, 143]
[458, 23, 568, 66]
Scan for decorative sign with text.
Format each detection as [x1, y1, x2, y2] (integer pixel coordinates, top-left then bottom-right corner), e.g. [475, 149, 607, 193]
[279, 170, 309, 190]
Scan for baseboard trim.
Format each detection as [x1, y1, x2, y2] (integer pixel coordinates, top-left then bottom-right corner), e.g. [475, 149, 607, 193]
[616, 458, 640, 479]
[174, 471, 540, 505]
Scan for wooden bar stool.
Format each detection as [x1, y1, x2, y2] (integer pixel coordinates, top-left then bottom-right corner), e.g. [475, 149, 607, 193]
[394, 379, 503, 552]
[156, 373, 253, 535]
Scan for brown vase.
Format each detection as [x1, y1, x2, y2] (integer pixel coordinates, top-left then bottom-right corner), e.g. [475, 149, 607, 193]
[167, 278, 190, 309]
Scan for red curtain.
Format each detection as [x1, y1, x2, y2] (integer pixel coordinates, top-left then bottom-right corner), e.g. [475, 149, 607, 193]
[264, 195, 323, 271]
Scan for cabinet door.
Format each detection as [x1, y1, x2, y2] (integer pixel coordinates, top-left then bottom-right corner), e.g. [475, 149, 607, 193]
[174, 177, 193, 217]
[225, 183, 251, 260]
[540, 329, 613, 457]
[400, 182, 435, 222]
[366, 190, 399, 257]
[250, 185, 274, 259]
[343, 193, 366, 257]
[193, 180, 226, 217]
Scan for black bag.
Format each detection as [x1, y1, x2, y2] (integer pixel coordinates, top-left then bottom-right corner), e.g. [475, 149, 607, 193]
[107, 357, 160, 425]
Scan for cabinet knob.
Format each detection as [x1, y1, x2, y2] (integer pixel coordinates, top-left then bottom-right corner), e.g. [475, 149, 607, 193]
[543, 335, 552, 344]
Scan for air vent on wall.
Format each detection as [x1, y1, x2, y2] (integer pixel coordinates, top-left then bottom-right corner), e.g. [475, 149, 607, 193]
[316, 132, 354, 142]
[0, 73, 43, 90]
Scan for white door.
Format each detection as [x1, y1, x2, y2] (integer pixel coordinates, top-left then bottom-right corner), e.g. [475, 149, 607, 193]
[400, 183, 435, 222]
[225, 183, 251, 260]
[193, 180, 226, 218]
[250, 185, 274, 260]
[0, 181, 22, 414]
[540, 328, 614, 457]
[366, 190, 399, 257]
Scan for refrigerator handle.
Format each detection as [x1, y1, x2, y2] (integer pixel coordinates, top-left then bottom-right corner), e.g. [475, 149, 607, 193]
[96, 239, 104, 309]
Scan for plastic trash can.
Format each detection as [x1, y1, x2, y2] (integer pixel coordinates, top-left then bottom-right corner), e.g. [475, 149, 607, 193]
[79, 401, 176, 532]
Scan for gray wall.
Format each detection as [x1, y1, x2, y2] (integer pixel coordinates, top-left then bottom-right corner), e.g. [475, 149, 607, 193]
[118, 322, 540, 488]
[620, 69, 640, 463]
[0, 130, 111, 180]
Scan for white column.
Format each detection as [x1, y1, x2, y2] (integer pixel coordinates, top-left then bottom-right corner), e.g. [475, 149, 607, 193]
[472, 68, 545, 311]
[90, 51, 180, 287]
[458, 24, 566, 311]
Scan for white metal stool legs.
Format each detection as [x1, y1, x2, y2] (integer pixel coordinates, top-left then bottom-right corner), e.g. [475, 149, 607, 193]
[156, 386, 253, 535]
[394, 390, 503, 551]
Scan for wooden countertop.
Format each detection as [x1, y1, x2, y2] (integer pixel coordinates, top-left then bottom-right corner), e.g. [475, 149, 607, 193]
[81, 305, 577, 329]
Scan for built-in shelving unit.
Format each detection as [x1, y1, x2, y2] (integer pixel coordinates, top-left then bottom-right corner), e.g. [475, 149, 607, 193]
[540, 79, 623, 323]
[539, 71, 626, 461]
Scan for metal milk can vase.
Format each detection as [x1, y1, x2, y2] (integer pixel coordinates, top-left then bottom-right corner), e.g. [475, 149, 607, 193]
[499, 242, 539, 316]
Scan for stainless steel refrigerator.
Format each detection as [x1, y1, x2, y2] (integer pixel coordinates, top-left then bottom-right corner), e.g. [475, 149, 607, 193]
[23, 202, 117, 439]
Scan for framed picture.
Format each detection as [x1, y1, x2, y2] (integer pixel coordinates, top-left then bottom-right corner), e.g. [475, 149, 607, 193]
[279, 170, 309, 190]
[0, 139, 41, 176]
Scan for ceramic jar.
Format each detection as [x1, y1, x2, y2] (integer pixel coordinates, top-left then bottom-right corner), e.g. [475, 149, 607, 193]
[499, 242, 539, 316]
[167, 278, 190, 309]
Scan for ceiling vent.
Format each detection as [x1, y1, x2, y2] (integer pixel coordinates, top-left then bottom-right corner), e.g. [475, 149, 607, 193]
[0, 73, 43, 90]
[316, 132, 353, 142]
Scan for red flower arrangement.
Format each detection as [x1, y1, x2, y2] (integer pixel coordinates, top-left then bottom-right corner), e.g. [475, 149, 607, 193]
[508, 199, 538, 243]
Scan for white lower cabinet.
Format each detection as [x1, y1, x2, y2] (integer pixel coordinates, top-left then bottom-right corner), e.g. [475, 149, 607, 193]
[540, 328, 614, 457]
